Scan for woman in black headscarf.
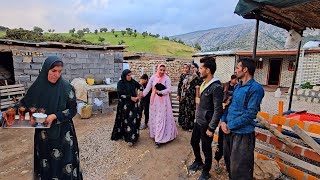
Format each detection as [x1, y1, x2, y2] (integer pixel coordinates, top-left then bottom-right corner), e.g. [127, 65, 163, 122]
[111, 69, 143, 146]
[19, 56, 82, 179]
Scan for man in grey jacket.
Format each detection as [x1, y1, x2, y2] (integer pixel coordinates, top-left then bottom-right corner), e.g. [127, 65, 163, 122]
[188, 56, 223, 180]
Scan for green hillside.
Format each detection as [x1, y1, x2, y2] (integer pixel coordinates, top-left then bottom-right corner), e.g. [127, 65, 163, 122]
[58, 32, 196, 58]
[0, 31, 5, 37]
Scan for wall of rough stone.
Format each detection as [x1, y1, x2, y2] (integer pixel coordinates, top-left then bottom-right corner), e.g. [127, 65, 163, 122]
[126, 59, 192, 84]
[0, 45, 123, 89]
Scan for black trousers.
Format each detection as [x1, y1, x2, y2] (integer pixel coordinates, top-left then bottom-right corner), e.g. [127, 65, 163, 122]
[191, 123, 213, 172]
[142, 102, 149, 125]
[223, 132, 255, 180]
[214, 126, 224, 162]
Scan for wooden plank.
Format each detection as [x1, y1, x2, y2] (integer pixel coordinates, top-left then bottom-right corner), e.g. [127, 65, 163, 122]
[256, 153, 318, 180]
[292, 125, 320, 156]
[0, 84, 24, 90]
[0, 87, 25, 93]
[256, 114, 295, 148]
[256, 143, 320, 175]
[1, 91, 25, 97]
[256, 132, 320, 162]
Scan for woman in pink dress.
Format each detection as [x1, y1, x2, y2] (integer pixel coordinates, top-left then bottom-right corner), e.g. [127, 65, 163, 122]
[142, 64, 178, 147]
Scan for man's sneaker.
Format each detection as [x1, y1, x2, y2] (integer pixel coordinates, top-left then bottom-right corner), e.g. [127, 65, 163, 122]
[188, 161, 204, 172]
[198, 171, 211, 180]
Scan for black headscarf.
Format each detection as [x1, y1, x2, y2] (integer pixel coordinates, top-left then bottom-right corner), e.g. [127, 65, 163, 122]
[118, 69, 139, 97]
[192, 62, 199, 69]
[21, 56, 72, 114]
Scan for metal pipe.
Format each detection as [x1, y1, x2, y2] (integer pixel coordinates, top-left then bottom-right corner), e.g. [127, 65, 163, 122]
[288, 34, 303, 111]
[298, 49, 305, 86]
[253, 18, 260, 60]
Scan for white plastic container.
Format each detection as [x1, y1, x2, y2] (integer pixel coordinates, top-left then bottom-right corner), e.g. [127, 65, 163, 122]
[275, 88, 281, 98]
[77, 102, 86, 116]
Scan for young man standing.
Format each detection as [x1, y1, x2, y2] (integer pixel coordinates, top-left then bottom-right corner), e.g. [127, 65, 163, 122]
[188, 56, 223, 180]
[214, 74, 238, 172]
[139, 74, 151, 130]
[221, 58, 264, 180]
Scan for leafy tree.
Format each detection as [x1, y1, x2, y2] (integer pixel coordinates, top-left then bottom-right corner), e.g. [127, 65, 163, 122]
[134, 29, 137, 33]
[48, 29, 52, 33]
[83, 28, 90, 33]
[100, 28, 108, 32]
[77, 30, 85, 38]
[118, 40, 125, 45]
[98, 36, 105, 43]
[52, 29, 55, 33]
[33, 26, 43, 34]
[0, 26, 9, 31]
[94, 29, 98, 34]
[69, 28, 76, 34]
[155, 34, 160, 38]
[114, 34, 118, 38]
[195, 43, 201, 51]
[142, 31, 148, 38]
[128, 30, 133, 36]
[163, 36, 170, 40]
[133, 32, 138, 38]
[111, 29, 115, 34]
[121, 30, 126, 36]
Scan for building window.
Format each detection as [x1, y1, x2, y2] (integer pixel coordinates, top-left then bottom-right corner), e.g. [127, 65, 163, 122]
[255, 60, 263, 69]
[288, 60, 295, 71]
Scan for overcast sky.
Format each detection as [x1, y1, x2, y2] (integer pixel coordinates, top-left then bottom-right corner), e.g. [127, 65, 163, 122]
[1, 0, 250, 36]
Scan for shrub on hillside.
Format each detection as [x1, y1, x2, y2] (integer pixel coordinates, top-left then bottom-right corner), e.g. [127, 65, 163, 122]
[5, 28, 45, 42]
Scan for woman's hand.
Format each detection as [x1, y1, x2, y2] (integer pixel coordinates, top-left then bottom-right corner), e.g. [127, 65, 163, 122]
[45, 114, 57, 127]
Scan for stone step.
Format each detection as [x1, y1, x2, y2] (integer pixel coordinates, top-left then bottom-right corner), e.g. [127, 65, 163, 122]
[172, 109, 179, 113]
[173, 112, 179, 117]
[172, 104, 179, 108]
[171, 100, 179, 104]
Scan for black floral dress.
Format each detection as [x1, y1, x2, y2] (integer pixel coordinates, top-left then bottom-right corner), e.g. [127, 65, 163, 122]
[111, 76, 143, 143]
[177, 73, 202, 130]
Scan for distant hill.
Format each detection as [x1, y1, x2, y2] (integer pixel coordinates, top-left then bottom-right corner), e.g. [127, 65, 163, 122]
[0, 29, 196, 58]
[170, 22, 320, 51]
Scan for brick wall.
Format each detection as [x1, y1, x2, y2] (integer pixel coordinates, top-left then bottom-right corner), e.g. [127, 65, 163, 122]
[296, 52, 320, 85]
[0, 45, 123, 89]
[126, 59, 192, 84]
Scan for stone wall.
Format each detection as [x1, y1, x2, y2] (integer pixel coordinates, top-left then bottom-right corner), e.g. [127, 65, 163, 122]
[0, 45, 123, 89]
[126, 59, 192, 84]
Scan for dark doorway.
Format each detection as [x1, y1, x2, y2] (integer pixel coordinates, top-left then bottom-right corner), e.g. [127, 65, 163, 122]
[0, 51, 15, 85]
[268, 59, 282, 86]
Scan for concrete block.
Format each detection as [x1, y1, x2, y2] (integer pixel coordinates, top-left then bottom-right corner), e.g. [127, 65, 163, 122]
[297, 89, 305, 95]
[87, 58, 100, 63]
[43, 52, 57, 56]
[15, 62, 32, 69]
[15, 75, 31, 82]
[30, 63, 42, 70]
[82, 69, 90, 75]
[13, 56, 23, 62]
[298, 96, 307, 102]
[33, 57, 46, 63]
[63, 74, 72, 80]
[70, 53, 77, 58]
[74, 58, 87, 64]
[94, 63, 105, 69]
[292, 95, 299, 101]
[83, 63, 94, 69]
[66, 69, 80, 75]
[24, 69, 40, 75]
[313, 98, 320, 103]
[305, 89, 311, 96]
[30, 75, 38, 81]
[14, 69, 25, 76]
[62, 53, 71, 58]
[100, 54, 105, 59]
[307, 97, 314, 103]
[77, 53, 88, 59]
[89, 69, 100, 74]
[89, 53, 99, 58]
[63, 58, 76, 64]
[313, 86, 320, 91]
[100, 69, 106, 74]
[71, 64, 83, 70]
[71, 74, 81, 79]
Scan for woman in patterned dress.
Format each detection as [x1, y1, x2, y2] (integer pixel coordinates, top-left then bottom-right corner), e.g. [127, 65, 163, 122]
[111, 69, 143, 146]
[177, 63, 202, 131]
[19, 56, 83, 180]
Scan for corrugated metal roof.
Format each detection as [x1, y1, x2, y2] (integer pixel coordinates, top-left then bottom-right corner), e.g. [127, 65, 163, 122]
[192, 50, 236, 57]
[237, 48, 320, 56]
[0, 39, 127, 51]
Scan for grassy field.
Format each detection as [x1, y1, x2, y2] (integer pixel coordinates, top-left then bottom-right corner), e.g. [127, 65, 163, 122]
[0, 31, 5, 38]
[59, 32, 197, 58]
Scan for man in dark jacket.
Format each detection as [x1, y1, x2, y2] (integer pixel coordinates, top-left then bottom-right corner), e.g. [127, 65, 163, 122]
[188, 56, 223, 180]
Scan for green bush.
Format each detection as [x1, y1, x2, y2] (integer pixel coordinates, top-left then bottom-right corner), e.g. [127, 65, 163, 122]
[301, 82, 313, 89]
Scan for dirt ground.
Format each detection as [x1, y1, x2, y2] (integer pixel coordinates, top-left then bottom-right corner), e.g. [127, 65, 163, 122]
[0, 112, 228, 180]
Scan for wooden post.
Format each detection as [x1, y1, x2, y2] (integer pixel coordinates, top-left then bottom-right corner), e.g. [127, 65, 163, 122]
[256, 115, 295, 149]
[292, 125, 320, 155]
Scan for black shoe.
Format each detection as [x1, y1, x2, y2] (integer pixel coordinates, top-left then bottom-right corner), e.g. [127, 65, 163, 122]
[155, 142, 160, 148]
[188, 161, 204, 172]
[198, 171, 211, 180]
